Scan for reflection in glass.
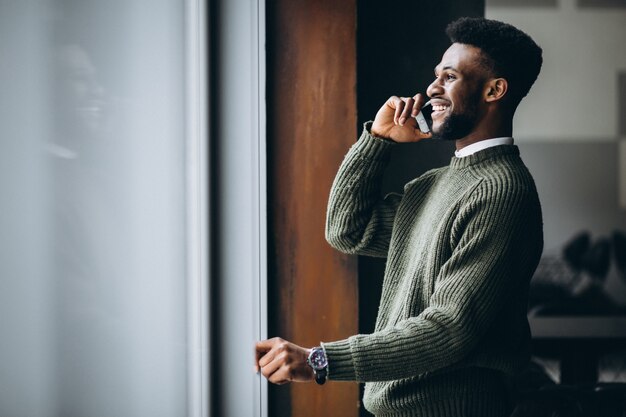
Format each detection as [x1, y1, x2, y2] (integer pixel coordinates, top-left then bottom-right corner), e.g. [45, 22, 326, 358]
[1, 1, 190, 416]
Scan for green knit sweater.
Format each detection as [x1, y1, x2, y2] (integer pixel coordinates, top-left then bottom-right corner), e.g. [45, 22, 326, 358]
[322, 124, 543, 417]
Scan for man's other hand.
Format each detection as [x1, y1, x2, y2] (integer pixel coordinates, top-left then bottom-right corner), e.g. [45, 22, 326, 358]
[254, 337, 314, 385]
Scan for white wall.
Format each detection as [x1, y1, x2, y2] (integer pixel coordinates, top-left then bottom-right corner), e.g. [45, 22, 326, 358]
[488, 0, 626, 141]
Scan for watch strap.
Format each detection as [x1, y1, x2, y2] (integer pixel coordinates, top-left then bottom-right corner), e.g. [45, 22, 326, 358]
[314, 368, 327, 385]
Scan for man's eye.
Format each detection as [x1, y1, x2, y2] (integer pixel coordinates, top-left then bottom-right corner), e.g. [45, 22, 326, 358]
[446, 74, 456, 81]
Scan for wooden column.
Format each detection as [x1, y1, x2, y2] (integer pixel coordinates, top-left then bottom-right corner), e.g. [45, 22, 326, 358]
[266, 0, 359, 416]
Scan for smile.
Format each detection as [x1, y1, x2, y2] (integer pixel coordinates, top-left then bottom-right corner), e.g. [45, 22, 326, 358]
[431, 104, 450, 118]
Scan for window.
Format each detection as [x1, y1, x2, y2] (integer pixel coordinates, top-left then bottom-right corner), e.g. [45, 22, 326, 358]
[0, 1, 266, 415]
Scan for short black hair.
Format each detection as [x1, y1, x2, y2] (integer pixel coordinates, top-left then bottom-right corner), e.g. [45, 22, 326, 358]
[446, 17, 542, 106]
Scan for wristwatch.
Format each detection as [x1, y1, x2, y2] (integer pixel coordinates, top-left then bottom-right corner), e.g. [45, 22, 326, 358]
[306, 346, 328, 385]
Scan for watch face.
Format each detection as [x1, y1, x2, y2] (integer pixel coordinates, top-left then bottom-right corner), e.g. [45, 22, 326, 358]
[309, 348, 328, 370]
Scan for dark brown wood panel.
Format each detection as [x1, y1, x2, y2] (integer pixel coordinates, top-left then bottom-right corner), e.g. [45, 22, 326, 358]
[267, 1, 359, 416]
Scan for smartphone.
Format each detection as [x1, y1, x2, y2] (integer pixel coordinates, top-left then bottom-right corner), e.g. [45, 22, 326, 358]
[415, 101, 432, 133]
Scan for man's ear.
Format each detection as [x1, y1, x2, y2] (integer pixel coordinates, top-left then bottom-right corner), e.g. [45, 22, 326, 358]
[484, 78, 508, 103]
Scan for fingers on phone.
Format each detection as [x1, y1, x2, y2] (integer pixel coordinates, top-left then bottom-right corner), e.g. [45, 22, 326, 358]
[399, 97, 415, 126]
[411, 93, 426, 117]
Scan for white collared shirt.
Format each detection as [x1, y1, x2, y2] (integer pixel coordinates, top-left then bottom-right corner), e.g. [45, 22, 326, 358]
[454, 137, 514, 158]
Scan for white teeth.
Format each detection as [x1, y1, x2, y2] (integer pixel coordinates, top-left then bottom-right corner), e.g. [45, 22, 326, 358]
[433, 105, 449, 112]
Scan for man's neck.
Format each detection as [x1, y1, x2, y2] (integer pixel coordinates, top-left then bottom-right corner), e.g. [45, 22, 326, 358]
[455, 118, 513, 151]
[454, 137, 514, 158]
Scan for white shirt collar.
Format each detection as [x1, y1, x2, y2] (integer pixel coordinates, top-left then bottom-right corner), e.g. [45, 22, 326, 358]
[454, 137, 514, 158]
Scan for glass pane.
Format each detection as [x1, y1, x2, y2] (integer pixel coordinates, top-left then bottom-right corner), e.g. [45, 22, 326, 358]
[0, 1, 189, 416]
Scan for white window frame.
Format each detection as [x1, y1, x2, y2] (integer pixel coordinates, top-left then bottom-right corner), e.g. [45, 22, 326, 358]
[187, 0, 267, 416]
[185, 0, 211, 416]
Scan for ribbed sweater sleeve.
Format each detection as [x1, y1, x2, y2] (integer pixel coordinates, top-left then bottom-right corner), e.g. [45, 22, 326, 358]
[322, 175, 541, 382]
[325, 122, 399, 258]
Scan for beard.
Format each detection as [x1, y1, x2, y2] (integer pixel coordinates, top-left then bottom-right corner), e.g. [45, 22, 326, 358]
[430, 95, 480, 141]
[431, 112, 477, 141]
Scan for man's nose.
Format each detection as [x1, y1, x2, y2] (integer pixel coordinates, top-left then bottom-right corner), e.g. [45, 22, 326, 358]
[427, 78, 443, 98]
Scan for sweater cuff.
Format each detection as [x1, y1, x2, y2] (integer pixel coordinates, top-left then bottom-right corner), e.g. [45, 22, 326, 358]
[352, 121, 395, 160]
[321, 338, 357, 381]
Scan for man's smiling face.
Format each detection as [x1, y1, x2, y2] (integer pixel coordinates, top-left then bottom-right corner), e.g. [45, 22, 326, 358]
[427, 43, 491, 141]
